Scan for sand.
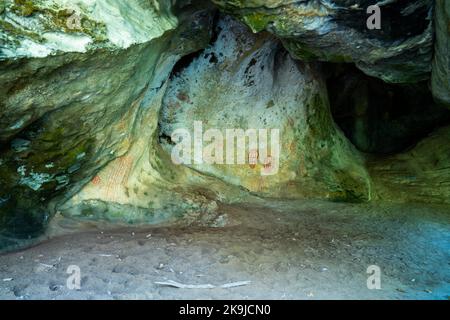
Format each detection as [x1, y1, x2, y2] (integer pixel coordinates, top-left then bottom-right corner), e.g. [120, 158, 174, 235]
[0, 200, 449, 300]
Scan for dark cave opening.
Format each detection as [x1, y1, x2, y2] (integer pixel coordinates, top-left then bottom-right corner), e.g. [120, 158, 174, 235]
[326, 63, 450, 155]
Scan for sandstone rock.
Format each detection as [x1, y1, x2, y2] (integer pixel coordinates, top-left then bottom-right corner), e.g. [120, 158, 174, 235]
[0, 0, 178, 59]
[212, 0, 434, 83]
[0, 1, 215, 248]
[369, 126, 450, 204]
[59, 79, 248, 225]
[159, 16, 371, 201]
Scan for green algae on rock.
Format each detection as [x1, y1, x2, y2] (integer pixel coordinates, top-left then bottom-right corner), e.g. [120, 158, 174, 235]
[0, 1, 216, 251]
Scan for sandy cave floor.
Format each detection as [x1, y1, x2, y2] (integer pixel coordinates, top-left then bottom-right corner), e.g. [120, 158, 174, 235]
[0, 200, 449, 300]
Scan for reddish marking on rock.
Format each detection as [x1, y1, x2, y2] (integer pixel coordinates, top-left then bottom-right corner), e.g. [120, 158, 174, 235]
[249, 149, 258, 169]
[104, 155, 134, 202]
[264, 156, 273, 169]
[92, 175, 101, 185]
[177, 92, 190, 102]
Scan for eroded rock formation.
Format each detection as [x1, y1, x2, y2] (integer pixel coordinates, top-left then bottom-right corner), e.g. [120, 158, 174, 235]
[0, 0, 216, 248]
[369, 126, 450, 204]
[211, 0, 434, 83]
[159, 17, 370, 201]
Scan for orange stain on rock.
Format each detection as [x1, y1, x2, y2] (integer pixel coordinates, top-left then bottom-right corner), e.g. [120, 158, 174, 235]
[92, 175, 101, 185]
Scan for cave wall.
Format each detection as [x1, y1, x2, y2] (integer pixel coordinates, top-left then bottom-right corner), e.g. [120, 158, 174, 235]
[158, 16, 370, 202]
[0, 0, 449, 251]
[0, 0, 217, 249]
[211, 0, 434, 83]
[369, 126, 450, 205]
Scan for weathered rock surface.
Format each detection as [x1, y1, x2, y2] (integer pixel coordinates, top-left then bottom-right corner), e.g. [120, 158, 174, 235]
[60, 80, 248, 226]
[369, 126, 450, 204]
[431, 0, 450, 108]
[0, 0, 215, 248]
[159, 17, 371, 201]
[62, 16, 372, 227]
[0, 0, 177, 59]
[212, 0, 434, 83]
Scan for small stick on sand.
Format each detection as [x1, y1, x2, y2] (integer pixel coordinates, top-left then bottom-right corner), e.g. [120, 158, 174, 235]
[155, 280, 251, 289]
[220, 281, 251, 288]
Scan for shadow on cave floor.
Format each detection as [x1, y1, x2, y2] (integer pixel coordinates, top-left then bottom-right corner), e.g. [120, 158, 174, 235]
[0, 200, 449, 300]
